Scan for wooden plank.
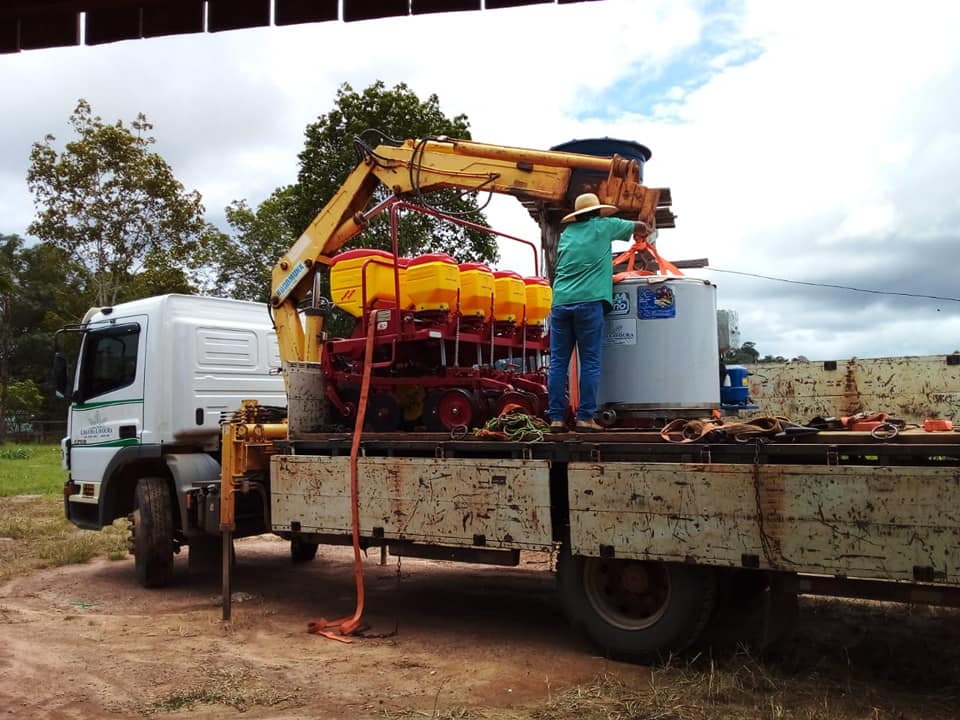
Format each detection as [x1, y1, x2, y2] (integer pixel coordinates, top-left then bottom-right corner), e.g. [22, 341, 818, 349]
[745, 355, 960, 424]
[270, 455, 553, 550]
[568, 462, 960, 583]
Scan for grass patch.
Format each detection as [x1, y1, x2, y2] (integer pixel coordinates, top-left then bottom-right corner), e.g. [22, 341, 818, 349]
[385, 600, 960, 720]
[144, 667, 297, 715]
[0, 443, 66, 496]
[0, 495, 128, 583]
[383, 652, 957, 720]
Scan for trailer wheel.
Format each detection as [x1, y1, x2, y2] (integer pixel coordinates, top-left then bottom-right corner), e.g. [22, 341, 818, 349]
[291, 536, 319, 563]
[132, 476, 174, 588]
[558, 550, 716, 662]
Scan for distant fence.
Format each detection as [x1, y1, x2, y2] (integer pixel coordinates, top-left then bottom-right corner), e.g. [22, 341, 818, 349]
[1, 419, 68, 444]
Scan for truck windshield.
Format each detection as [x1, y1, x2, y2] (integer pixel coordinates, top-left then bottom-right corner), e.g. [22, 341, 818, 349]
[77, 324, 140, 400]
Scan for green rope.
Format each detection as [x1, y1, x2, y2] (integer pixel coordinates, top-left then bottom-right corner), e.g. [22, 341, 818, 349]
[473, 411, 550, 443]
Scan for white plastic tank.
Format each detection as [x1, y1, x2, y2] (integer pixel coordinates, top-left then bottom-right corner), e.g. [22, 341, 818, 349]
[597, 276, 720, 409]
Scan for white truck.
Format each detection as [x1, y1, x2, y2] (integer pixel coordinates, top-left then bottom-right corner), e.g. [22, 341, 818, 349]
[56, 294, 285, 586]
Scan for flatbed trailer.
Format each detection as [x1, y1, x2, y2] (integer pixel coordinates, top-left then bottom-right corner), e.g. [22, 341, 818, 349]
[217, 419, 960, 660]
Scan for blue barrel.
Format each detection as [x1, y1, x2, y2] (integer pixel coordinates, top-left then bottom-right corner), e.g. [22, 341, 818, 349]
[720, 365, 751, 406]
[551, 138, 652, 205]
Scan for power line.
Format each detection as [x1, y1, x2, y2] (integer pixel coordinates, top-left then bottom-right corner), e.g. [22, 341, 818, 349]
[707, 268, 960, 303]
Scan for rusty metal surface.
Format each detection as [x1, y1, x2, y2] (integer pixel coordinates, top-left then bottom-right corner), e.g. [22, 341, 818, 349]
[284, 361, 327, 437]
[745, 355, 960, 424]
[271, 456, 552, 550]
[568, 462, 960, 583]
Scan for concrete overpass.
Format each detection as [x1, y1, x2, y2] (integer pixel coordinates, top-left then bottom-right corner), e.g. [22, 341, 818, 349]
[1, 0, 599, 53]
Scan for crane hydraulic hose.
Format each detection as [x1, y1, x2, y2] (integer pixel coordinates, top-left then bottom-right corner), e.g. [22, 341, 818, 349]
[306, 309, 377, 642]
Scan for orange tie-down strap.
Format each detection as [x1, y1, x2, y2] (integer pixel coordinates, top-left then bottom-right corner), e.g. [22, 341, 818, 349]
[660, 417, 783, 444]
[612, 239, 683, 283]
[306, 310, 377, 643]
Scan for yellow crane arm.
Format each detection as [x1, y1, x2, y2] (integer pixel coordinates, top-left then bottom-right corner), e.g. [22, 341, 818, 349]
[269, 136, 666, 364]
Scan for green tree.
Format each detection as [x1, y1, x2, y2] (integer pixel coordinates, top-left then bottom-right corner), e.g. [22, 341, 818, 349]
[0, 235, 92, 440]
[208, 81, 498, 303]
[0, 235, 19, 440]
[5, 380, 43, 419]
[208, 189, 300, 303]
[723, 341, 760, 364]
[27, 99, 209, 306]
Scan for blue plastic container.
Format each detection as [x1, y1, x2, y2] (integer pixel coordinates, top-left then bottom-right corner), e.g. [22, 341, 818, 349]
[720, 365, 751, 406]
[551, 138, 652, 205]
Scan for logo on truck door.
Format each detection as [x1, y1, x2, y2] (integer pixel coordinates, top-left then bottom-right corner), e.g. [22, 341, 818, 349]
[79, 410, 112, 441]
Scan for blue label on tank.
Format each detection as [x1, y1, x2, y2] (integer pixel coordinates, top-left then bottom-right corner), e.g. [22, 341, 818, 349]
[637, 286, 676, 319]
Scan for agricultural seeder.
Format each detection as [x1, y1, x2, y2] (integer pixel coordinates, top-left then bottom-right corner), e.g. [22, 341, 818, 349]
[321, 200, 552, 431]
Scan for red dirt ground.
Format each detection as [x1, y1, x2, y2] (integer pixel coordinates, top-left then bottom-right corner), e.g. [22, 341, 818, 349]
[0, 537, 637, 719]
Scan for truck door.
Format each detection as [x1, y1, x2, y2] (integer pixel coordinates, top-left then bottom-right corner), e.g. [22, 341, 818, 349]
[68, 317, 148, 495]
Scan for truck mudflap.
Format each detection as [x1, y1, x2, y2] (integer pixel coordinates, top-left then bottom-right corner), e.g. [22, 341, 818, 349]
[165, 453, 221, 536]
[568, 462, 960, 583]
[270, 455, 553, 550]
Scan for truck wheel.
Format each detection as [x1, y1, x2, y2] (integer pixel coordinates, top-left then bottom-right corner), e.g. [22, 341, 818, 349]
[558, 550, 716, 662]
[132, 476, 175, 588]
[291, 536, 319, 563]
[699, 570, 799, 655]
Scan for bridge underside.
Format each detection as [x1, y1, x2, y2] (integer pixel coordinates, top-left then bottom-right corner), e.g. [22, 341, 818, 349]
[1, 0, 598, 54]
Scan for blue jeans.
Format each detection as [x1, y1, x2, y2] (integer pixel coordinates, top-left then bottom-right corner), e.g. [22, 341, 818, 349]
[547, 301, 605, 422]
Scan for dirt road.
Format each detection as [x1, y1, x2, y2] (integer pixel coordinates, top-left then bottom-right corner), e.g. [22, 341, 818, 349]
[2, 535, 959, 720]
[0, 537, 628, 719]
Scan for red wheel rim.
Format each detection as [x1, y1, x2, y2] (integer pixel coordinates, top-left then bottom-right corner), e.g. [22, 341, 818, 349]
[436, 389, 477, 430]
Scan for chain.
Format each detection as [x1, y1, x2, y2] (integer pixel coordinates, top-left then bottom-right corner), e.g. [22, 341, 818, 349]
[753, 439, 777, 567]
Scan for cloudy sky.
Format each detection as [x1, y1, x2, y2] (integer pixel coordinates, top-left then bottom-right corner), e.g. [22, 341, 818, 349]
[2, 0, 959, 361]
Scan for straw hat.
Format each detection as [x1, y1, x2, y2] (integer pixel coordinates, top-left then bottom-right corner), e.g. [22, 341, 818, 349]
[561, 192, 618, 223]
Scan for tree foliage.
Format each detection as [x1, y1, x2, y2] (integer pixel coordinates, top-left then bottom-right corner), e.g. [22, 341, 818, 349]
[208, 82, 498, 302]
[0, 235, 91, 437]
[290, 81, 497, 262]
[207, 189, 299, 304]
[5, 380, 43, 419]
[27, 99, 209, 306]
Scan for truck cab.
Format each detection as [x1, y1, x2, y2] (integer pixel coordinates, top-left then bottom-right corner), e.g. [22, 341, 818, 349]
[59, 294, 285, 584]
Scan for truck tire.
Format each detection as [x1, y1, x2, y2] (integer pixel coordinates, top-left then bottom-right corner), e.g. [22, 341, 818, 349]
[290, 536, 319, 563]
[132, 476, 174, 588]
[699, 570, 798, 655]
[558, 549, 716, 662]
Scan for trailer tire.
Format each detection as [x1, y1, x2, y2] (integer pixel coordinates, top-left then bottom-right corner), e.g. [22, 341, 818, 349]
[291, 536, 319, 563]
[132, 476, 174, 588]
[558, 550, 716, 662]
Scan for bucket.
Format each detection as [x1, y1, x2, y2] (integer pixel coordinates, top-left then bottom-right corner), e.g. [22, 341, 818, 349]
[405, 253, 460, 312]
[492, 270, 525, 322]
[329, 249, 403, 318]
[523, 277, 551, 326]
[459, 262, 495, 319]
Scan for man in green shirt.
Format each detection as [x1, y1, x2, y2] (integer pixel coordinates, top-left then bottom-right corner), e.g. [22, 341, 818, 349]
[548, 193, 649, 432]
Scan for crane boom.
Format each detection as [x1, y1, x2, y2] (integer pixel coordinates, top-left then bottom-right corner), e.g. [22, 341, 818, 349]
[269, 136, 671, 365]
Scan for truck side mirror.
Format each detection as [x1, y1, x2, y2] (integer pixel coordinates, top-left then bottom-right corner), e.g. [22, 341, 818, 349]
[53, 352, 70, 400]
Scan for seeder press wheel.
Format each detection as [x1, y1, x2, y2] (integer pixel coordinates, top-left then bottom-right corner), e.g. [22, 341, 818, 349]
[426, 388, 480, 432]
[494, 390, 542, 418]
[365, 393, 402, 432]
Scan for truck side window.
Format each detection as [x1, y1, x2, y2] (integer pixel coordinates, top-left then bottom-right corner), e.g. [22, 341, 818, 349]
[77, 324, 140, 400]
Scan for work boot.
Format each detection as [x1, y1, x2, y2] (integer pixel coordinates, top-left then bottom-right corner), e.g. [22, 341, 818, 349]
[575, 419, 603, 433]
[550, 421, 567, 433]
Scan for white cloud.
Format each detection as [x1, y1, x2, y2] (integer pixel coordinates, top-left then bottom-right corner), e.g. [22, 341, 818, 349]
[1, 0, 959, 360]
